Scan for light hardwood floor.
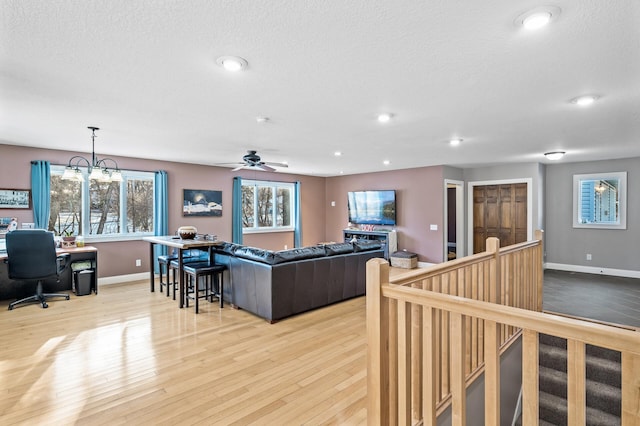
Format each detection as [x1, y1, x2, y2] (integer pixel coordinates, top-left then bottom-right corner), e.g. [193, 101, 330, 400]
[0, 280, 370, 425]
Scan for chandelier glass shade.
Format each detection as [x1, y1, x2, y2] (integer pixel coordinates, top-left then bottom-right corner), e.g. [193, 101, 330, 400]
[61, 127, 122, 182]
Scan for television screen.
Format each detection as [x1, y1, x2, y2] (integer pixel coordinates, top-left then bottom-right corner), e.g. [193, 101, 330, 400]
[347, 190, 396, 225]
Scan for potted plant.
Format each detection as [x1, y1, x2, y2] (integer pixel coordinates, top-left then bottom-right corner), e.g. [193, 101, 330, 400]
[62, 230, 76, 243]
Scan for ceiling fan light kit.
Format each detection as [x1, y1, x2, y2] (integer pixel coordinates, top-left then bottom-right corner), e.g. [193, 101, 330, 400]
[224, 150, 289, 172]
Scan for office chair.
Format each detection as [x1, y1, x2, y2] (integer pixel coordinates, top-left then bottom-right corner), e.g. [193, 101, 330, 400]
[5, 229, 71, 310]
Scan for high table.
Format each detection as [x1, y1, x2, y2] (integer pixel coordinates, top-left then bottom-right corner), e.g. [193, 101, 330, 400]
[143, 236, 222, 308]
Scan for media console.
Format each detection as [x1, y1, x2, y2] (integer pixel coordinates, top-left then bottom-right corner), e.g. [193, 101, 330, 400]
[342, 229, 398, 259]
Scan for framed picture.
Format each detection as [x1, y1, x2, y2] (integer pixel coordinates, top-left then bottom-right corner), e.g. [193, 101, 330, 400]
[183, 189, 222, 217]
[0, 189, 31, 209]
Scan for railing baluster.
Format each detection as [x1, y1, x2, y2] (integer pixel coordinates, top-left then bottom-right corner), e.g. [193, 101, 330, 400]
[567, 339, 586, 424]
[484, 320, 500, 425]
[423, 306, 437, 425]
[451, 312, 466, 426]
[522, 330, 539, 425]
[621, 352, 640, 425]
[398, 301, 411, 425]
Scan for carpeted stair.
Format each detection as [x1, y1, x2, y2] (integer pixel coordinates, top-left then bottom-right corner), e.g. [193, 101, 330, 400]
[516, 333, 621, 425]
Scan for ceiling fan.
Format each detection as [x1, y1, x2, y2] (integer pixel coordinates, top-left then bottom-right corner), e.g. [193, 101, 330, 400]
[225, 150, 289, 172]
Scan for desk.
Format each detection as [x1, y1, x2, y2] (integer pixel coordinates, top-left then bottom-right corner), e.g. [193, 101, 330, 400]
[143, 236, 222, 308]
[0, 246, 98, 300]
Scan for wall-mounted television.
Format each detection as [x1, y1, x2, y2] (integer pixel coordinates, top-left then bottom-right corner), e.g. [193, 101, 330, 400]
[347, 190, 396, 226]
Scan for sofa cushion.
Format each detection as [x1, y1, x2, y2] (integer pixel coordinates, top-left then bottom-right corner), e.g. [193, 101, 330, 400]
[353, 240, 382, 252]
[272, 246, 327, 264]
[324, 242, 354, 256]
[233, 246, 277, 264]
[232, 245, 327, 265]
[216, 241, 241, 255]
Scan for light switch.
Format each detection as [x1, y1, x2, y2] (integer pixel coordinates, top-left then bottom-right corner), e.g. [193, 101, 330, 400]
[331, 201, 336, 207]
[430, 224, 438, 231]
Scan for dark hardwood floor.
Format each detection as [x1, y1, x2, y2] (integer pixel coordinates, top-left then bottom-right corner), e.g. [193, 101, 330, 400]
[543, 269, 640, 329]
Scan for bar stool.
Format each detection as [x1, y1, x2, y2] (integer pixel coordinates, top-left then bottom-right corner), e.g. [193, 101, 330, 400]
[179, 261, 227, 313]
[157, 250, 179, 296]
[162, 249, 208, 299]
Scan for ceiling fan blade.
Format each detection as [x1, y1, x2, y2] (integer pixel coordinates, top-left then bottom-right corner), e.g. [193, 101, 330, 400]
[263, 161, 288, 168]
[256, 164, 276, 172]
[231, 165, 245, 171]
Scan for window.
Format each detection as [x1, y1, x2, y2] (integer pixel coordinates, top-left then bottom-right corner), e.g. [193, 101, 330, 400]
[50, 165, 155, 240]
[241, 180, 294, 232]
[573, 172, 627, 229]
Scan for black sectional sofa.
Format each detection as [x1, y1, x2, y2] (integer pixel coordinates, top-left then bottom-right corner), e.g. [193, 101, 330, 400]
[212, 240, 384, 322]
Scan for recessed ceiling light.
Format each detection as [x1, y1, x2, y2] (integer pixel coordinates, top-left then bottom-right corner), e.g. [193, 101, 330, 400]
[449, 138, 463, 146]
[377, 113, 393, 123]
[515, 6, 560, 30]
[523, 12, 551, 29]
[216, 56, 248, 72]
[334, 151, 342, 157]
[544, 151, 565, 160]
[383, 160, 390, 166]
[256, 116, 269, 123]
[571, 95, 599, 107]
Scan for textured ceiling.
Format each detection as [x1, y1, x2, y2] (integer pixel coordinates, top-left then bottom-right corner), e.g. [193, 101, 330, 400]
[1, 0, 639, 176]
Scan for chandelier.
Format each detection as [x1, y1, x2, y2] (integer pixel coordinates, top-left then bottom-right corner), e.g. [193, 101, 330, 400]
[61, 127, 122, 182]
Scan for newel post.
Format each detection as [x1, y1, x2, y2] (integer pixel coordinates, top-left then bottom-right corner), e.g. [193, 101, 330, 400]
[367, 258, 391, 426]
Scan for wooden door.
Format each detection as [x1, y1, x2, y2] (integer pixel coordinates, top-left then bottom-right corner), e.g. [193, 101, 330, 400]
[473, 183, 527, 253]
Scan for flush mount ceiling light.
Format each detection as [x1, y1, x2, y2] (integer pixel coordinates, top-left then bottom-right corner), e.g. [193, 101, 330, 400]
[377, 113, 393, 123]
[216, 55, 248, 72]
[449, 138, 463, 146]
[383, 159, 391, 166]
[544, 151, 565, 160]
[570, 95, 599, 107]
[256, 116, 269, 123]
[515, 6, 561, 30]
[334, 151, 342, 157]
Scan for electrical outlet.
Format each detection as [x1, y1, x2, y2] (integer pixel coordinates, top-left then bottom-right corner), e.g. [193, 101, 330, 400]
[284, 245, 288, 250]
[136, 259, 141, 267]
[586, 253, 592, 261]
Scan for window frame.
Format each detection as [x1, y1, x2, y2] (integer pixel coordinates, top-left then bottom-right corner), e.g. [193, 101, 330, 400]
[572, 171, 627, 230]
[241, 179, 295, 234]
[50, 165, 155, 242]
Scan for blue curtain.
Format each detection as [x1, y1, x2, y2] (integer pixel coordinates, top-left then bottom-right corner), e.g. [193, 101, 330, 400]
[30, 161, 50, 229]
[153, 170, 169, 272]
[294, 181, 302, 247]
[232, 176, 243, 244]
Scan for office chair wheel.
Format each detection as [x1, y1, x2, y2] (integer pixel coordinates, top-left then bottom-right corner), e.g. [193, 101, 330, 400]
[8, 305, 13, 311]
[42, 302, 48, 308]
[65, 295, 70, 300]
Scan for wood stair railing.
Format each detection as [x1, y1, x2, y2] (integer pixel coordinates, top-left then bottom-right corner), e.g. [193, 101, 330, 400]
[366, 232, 640, 425]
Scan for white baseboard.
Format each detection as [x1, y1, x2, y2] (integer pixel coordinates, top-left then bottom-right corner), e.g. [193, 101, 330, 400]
[544, 263, 640, 279]
[98, 272, 151, 286]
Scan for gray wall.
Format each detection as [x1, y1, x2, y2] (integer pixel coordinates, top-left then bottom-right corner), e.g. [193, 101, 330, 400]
[545, 157, 639, 272]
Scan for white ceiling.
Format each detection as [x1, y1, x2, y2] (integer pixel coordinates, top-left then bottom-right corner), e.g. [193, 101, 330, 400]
[1, 0, 639, 176]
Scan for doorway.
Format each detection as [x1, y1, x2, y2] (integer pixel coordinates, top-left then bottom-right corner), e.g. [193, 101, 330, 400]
[444, 179, 464, 261]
